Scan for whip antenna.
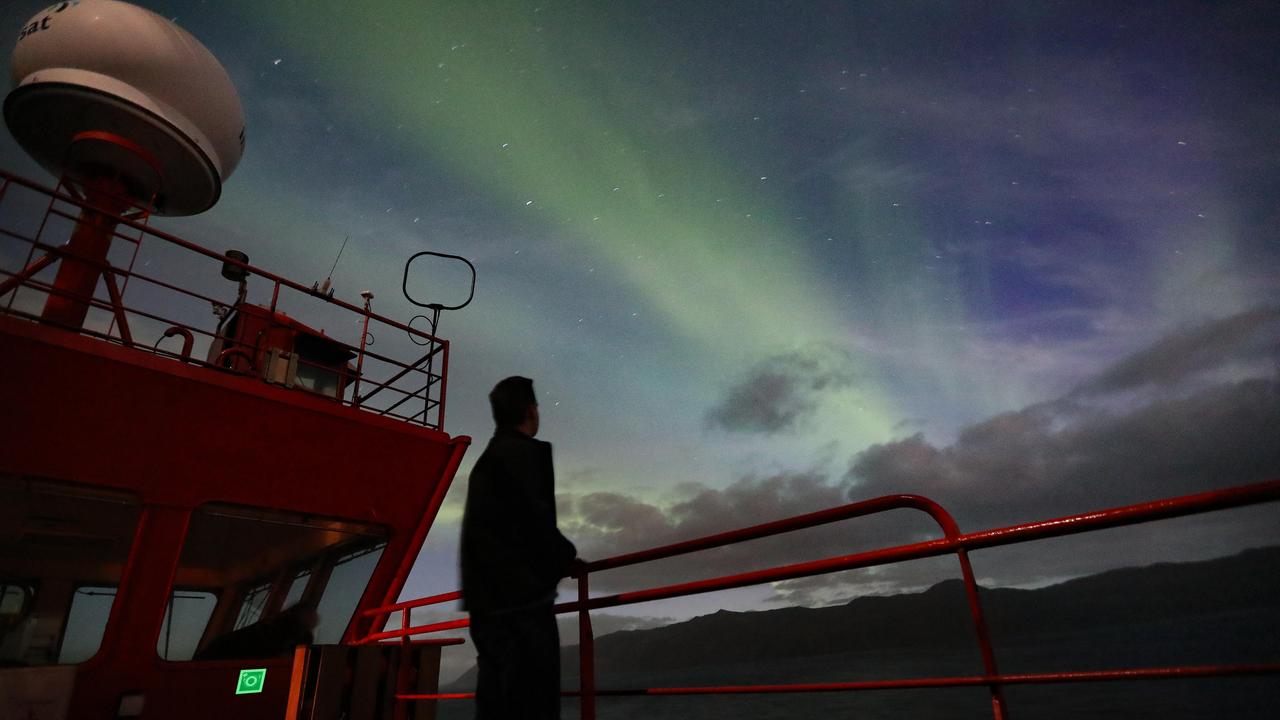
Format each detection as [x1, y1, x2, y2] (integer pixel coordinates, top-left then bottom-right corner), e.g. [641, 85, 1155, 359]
[329, 235, 349, 278]
[313, 234, 348, 297]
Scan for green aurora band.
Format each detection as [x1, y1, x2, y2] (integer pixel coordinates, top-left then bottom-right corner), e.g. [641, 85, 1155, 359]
[232, 0, 994, 443]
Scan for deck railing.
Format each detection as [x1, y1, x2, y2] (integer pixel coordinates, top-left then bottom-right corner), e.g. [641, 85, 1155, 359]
[357, 478, 1280, 719]
[0, 169, 449, 429]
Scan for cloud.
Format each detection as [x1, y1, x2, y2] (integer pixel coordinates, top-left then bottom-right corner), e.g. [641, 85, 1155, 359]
[780, 377, 1280, 603]
[557, 612, 675, 642]
[837, 310, 1280, 592]
[562, 471, 852, 557]
[765, 554, 962, 607]
[705, 344, 859, 434]
[850, 309, 1280, 522]
[561, 311, 1280, 606]
[559, 470, 879, 593]
[1071, 306, 1280, 396]
[564, 490, 682, 560]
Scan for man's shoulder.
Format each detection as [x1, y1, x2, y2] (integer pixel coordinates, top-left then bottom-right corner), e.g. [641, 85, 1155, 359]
[485, 431, 552, 460]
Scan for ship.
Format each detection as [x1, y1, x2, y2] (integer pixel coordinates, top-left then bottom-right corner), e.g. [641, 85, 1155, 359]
[0, 3, 1276, 719]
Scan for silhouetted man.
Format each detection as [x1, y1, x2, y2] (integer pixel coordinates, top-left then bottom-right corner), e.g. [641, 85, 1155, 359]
[461, 376, 578, 720]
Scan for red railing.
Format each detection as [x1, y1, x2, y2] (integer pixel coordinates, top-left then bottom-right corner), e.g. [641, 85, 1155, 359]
[0, 169, 450, 429]
[358, 478, 1280, 719]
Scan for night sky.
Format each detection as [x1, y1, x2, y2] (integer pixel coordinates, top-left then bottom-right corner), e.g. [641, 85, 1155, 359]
[3, 0, 1278, 681]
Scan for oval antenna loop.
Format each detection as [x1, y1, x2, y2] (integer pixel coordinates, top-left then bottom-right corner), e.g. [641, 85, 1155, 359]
[401, 251, 477, 312]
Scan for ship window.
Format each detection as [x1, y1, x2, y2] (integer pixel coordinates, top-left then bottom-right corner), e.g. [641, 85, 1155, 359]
[294, 359, 342, 398]
[170, 503, 388, 662]
[156, 590, 218, 661]
[0, 477, 141, 667]
[1, 582, 32, 618]
[234, 583, 271, 630]
[282, 569, 311, 608]
[313, 545, 386, 644]
[58, 586, 117, 664]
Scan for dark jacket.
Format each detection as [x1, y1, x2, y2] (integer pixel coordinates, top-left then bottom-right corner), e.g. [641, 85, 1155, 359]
[460, 428, 577, 614]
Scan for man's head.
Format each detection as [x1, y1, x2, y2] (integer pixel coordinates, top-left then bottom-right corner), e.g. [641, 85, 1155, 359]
[489, 376, 539, 436]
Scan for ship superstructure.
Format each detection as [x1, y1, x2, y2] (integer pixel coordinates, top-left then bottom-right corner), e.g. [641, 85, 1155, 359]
[1, 2, 468, 717]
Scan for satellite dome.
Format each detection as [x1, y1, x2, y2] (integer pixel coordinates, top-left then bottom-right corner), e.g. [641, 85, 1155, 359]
[5, 0, 245, 215]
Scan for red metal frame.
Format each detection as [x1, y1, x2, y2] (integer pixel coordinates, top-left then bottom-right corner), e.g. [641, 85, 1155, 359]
[0, 166, 474, 718]
[0, 169, 450, 429]
[359, 478, 1280, 719]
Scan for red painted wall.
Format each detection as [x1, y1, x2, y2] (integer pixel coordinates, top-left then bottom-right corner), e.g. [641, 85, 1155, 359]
[0, 316, 470, 718]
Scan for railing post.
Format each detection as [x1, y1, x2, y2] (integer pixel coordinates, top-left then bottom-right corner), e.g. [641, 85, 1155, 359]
[577, 567, 596, 720]
[437, 340, 449, 430]
[393, 607, 411, 720]
[920, 500, 1010, 720]
[954, 547, 1008, 719]
[352, 293, 373, 407]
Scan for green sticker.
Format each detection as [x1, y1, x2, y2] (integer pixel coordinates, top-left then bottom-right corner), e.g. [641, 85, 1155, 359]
[236, 668, 266, 695]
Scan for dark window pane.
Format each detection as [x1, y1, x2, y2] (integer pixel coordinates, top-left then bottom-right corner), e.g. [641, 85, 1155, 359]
[157, 591, 218, 661]
[282, 570, 311, 609]
[294, 361, 341, 398]
[170, 504, 387, 662]
[0, 477, 141, 666]
[234, 584, 270, 630]
[58, 587, 115, 664]
[0, 582, 32, 615]
[313, 546, 385, 643]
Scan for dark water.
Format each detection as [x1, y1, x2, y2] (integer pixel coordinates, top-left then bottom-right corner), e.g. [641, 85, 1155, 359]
[437, 610, 1280, 719]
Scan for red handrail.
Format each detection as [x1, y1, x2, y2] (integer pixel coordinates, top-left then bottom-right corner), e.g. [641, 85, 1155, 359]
[0, 170, 452, 429]
[358, 478, 1280, 719]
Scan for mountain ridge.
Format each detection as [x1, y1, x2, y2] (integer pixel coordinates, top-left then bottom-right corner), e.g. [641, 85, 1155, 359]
[448, 545, 1280, 690]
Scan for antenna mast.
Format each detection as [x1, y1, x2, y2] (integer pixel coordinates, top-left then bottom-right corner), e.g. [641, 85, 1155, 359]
[314, 235, 348, 297]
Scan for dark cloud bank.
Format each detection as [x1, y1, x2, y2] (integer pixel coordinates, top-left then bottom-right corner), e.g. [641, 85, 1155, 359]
[705, 344, 859, 434]
[564, 309, 1280, 605]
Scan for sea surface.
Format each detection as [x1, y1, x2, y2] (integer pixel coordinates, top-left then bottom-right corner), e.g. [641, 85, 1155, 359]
[436, 609, 1280, 719]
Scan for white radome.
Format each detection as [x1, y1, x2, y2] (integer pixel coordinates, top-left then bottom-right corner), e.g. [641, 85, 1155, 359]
[5, 0, 245, 215]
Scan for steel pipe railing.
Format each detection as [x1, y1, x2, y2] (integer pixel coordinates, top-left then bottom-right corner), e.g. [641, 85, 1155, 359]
[0, 169, 452, 430]
[358, 478, 1280, 719]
